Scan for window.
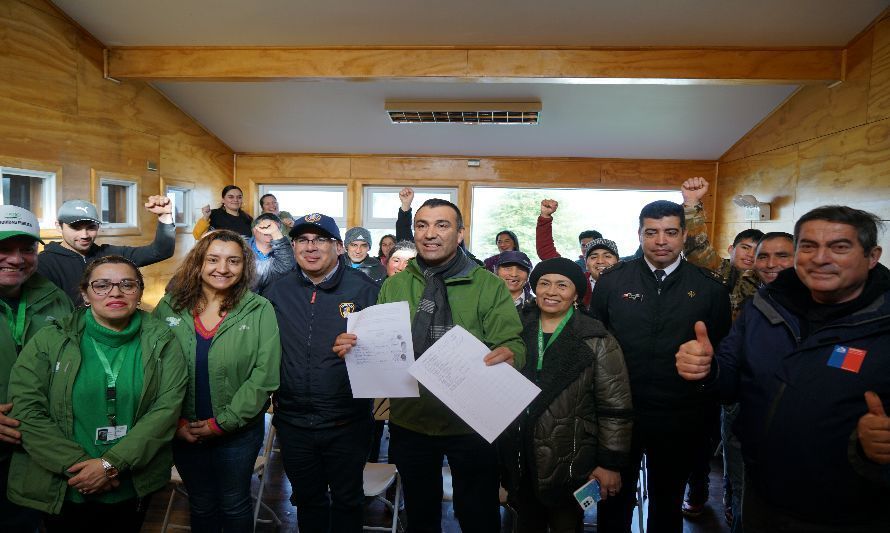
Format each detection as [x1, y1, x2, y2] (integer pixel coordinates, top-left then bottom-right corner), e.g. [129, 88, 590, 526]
[165, 186, 193, 227]
[470, 187, 684, 263]
[258, 185, 348, 237]
[98, 177, 138, 228]
[0, 166, 56, 229]
[362, 186, 459, 247]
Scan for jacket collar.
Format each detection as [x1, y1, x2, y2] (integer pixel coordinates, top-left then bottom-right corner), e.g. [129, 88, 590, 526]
[296, 254, 346, 290]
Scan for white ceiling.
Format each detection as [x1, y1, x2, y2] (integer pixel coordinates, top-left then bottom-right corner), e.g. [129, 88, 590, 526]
[154, 81, 798, 158]
[52, 0, 889, 158]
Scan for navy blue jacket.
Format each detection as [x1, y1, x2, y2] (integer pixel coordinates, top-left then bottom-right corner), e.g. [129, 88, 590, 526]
[262, 256, 380, 428]
[715, 265, 890, 526]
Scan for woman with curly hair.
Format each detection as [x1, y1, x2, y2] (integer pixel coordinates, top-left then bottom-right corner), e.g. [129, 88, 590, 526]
[153, 229, 280, 532]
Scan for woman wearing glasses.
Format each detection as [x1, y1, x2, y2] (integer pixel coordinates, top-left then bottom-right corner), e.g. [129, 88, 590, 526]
[6, 256, 187, 532]
[153, 229, 281, 532]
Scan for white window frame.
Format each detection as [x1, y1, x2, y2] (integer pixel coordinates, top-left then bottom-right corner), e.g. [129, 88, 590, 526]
[362, 186, 459, 232]
[98, 177, 138, 228]
[0, 166, 57, 229]
[257, 184, 349, 230]
[164, 185, 193, 228]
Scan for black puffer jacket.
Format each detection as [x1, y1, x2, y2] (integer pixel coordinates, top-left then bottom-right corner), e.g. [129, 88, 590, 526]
[500, 305, 633, 506]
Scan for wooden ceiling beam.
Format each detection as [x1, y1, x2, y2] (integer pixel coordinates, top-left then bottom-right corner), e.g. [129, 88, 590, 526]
[106, 47, 843, 84]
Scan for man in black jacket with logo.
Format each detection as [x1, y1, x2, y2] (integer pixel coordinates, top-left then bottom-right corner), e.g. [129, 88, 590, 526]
[262, 213, 380, 533]
[591, 200, 731, 532]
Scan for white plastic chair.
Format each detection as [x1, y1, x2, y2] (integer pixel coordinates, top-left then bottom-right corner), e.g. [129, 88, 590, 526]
[363, 462, 402, 532]
[160, 422, 281, 532]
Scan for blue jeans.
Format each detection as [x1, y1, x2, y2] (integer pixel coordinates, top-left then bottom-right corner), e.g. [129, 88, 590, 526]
[172, 420, 264, 533]
[274, 415, 373, 533]
[722, 403, 745, 533]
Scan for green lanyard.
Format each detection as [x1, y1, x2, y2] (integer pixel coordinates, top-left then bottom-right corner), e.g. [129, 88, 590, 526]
[2, 297, 27, 348]
[536, 306, 574, 371]
[90, 338, 128, 426]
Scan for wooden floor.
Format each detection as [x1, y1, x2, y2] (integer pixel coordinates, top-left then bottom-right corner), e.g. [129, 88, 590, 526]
[141, 424, 731, 532]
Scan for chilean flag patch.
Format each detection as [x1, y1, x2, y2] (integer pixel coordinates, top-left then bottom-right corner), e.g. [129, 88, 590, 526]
[827, 345, 867, 373]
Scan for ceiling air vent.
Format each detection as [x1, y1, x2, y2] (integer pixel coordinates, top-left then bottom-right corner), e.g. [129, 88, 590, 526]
[385, 101, 541, 125]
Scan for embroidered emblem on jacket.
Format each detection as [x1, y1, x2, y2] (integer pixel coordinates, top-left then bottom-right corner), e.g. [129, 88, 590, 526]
[165, 317, 181, 327]
[339, 302, 356, 318]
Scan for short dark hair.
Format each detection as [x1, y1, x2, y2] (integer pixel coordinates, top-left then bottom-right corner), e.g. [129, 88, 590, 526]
[794, 205, 884, 254]
[221, 185, 243, 198]
[259, 193, 276, 208]
[732, 229, 765, 247]
[416, 198, 464, 229]
[638, 200, 685, 230]
[578, 230, 603, 244]
[757, 231, 793, 249]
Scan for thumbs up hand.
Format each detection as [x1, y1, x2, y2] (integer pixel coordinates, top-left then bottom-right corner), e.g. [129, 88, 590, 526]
[858, 391, 890, 464]
[676, 321, 714, 381]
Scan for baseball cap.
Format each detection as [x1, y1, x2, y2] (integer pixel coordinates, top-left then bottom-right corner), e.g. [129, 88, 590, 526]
[0, 205, 44, 244]
[585, 238, 620, 258]
[496, 251, 533, 273]
[57, 200, 101, 225]
[289, 213, 342, 241]
[344, 227, 372, 246]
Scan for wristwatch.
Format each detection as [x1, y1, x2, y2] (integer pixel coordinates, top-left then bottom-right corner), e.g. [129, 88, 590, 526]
[101, 458, 119, 479]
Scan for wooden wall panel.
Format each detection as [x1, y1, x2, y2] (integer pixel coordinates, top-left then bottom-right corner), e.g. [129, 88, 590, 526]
[868, 18, 890, 122]
[237, 154, 717, 237]
[722, 30, 873, 162]
[716, 20, 890, 266]
[796, 118, 890, 219]
[0, 1, 234, 306]
[715, 146, 799, 223]
[0, 0, 77, 114]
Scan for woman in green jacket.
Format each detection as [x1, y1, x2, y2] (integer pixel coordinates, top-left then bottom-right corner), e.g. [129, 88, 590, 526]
[7, 255, 187, 532]
[153, 229, 281, 532]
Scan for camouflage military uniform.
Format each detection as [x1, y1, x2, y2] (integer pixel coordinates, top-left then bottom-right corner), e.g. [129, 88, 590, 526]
[683, 203, 760, 320]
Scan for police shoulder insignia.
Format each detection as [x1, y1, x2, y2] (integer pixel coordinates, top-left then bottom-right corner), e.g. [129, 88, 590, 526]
[339, 302, 356, 318]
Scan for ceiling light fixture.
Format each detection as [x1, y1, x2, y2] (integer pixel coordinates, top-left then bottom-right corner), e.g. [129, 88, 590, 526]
[385, 101, 541, 125]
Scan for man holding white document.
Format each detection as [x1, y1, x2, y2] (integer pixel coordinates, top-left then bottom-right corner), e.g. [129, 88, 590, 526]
[334, 198, 525, 532]
[263, 213, 380, 533]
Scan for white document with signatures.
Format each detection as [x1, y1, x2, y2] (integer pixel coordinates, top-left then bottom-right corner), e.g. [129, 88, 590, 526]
[409, 326, 541, 443]
[345, 301, 419, 398]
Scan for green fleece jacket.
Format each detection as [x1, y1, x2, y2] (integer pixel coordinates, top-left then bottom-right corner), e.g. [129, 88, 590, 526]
[378, 258, 526, 436]
[6, 309, 187, 514]
[152, 290, 281, 432]
[0, 274, 72, 463]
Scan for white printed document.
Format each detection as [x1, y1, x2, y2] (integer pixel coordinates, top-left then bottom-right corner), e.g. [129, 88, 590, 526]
[345, 301, 419, 398]
[408, 326, 541, 443]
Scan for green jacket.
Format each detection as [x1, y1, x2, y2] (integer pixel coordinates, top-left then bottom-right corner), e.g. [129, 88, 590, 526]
[6, 309, 187, 514]
[378, 258, 526, 436]
[0, 274, 72, 463]
[152, 290, 281, 432]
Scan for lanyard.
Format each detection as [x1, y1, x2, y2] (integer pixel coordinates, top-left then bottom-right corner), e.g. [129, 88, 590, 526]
[2, 297, 27, 348]
[536, 306, 574, 371]
[90, 337, 128, 425]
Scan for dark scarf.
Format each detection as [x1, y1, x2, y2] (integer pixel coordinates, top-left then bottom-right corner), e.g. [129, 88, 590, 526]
[411, 251, 470, 358]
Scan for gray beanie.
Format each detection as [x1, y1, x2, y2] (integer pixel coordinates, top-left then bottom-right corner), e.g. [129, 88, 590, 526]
[344, 227, 372, 246]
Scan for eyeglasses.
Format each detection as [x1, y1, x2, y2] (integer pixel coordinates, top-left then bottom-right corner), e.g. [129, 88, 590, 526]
[89, 280, 141, 296]
[295, 236, 333, 247]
